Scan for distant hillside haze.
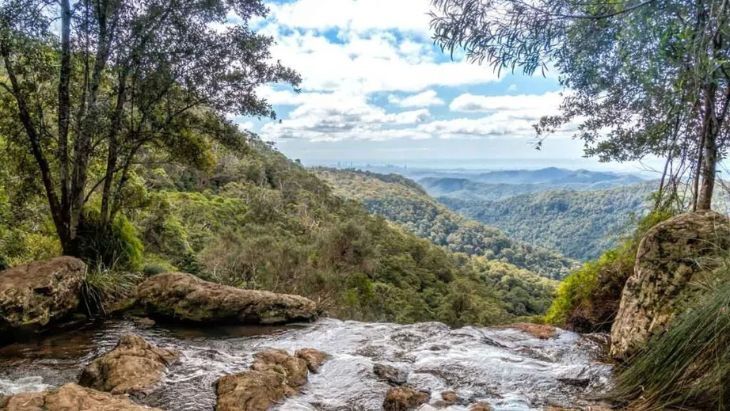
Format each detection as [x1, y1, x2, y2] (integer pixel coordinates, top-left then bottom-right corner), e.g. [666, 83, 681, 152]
[419, 168, 649, 201]
[464, 167, 646, 185]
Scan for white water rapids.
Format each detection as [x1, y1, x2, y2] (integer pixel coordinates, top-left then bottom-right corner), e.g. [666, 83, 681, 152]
[0, 318, 612, 410]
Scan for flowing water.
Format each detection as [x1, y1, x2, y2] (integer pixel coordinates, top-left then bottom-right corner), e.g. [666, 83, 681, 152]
[0, 318, 612, 410]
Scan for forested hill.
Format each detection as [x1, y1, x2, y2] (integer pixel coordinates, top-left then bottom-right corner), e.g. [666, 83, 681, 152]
[313, 168, 576, 280]
[439, 182, 656, 261]
[0, 133, 558, 325]
[420, 171, 647, 202]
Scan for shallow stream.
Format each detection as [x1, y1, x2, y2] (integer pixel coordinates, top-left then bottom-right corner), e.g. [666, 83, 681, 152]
[0, 318, 612, 410]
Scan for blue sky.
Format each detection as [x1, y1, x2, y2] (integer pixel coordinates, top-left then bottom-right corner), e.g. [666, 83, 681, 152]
[235, 0, 663, 173]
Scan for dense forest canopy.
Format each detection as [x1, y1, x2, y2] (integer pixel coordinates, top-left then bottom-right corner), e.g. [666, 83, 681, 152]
[435, 181, 655, 260]
[0, 0, 299, 256]
[315, 168, 576, 279]
[431, 0, 730, 211]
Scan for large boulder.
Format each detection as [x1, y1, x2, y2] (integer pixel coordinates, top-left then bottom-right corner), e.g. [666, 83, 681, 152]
[0, 257, 86, 337]
[610, 211, 730, 359]
[215, 348, 328, 411]
[0, 383, 160, 411]
[136, 272, 317, 325]
[79, 334, 179, 396]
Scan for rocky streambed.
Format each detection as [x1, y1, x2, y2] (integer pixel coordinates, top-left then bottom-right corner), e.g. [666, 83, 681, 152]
[0, 317, 612, 410]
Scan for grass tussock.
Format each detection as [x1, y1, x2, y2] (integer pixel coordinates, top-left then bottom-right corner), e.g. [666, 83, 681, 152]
[612, 280, 730, 410]
[80, 267, 143, 316]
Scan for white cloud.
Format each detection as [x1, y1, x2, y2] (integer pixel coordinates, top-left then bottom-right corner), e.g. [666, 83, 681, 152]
[389, 90, 445, 108]
[260, 91, 432, 142]
[266, 29, 500, 94]
[259, 90, 574, 142]
[244, 0, 567, 146]
[267, 0, 433, 36]
[449, 92, 564, 114]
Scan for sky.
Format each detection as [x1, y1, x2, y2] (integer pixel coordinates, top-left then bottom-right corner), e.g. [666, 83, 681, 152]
[235, 0, 663, 173]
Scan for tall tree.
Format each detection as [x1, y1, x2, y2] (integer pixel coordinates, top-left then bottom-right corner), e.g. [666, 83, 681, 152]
[431, 0, 730, 210]
[0, 0, 299, 255]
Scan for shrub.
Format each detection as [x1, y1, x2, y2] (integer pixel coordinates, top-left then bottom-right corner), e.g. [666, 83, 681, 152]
[80, 267, 143, 316]
[545, 210, 673, 331]
[75, 210, 144, 271]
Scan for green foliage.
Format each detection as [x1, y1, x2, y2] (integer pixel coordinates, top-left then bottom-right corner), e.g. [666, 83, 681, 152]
[75, 210, 144, 271]
[0, 0, 300, 254]
[545, 210, 674, 330]
[315, 168, 576, 279]
[432, 0, 730, 209]
[124, 139, 518, 326]
[0, 108, 557, 325]
[613, 280, 730, 410]
[470, 257, 558, 317]
[81, 268, 143, 316]
[440, 182, 655, 261]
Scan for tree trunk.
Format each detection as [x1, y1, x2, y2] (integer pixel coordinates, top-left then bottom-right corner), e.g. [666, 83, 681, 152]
[696, 83, 719, 211]
[100, 71, 128, 225]
[697, 130, 717, 211]
[1, 52, 71, 252]
[58, 0, 72, 224]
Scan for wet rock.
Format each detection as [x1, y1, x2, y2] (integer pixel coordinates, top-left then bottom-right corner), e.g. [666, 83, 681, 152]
[507, 323, 557, 339]
[79, 334, 179, 396]
[557, 377, 591, 388]
[434, 390, 463, 408]
[216, 370, 288, 411]
[250, 349, 309, 388]
[546, 405, 612, 411]
[137, 272, 317, 325]
[373, 363, 408, 385]
[215, 348, 328, 411]
[383, 386, 430, 411]
[440, 390, 459, 404]
[470, 403, 494, 411]
[131, 317, 156, 328]
[0, 257, 86, 337]
[610, 211, 730, 359]
[0, 383, 160, 410]
[295, 348, 329, 373]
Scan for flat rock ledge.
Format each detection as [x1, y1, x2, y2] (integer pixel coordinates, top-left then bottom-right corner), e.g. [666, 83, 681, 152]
[0, 383, 161, 411]
[80, 334, 179, 396]
[0, 257, 86, 338]
[136, 272, 318, 325]
[215, 348, 328, 411]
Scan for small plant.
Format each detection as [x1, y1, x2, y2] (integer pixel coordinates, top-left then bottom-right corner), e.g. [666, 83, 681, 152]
[612, 280, 730, 410]
[75, 210, 144, 271]
[80, 266, 143, 317]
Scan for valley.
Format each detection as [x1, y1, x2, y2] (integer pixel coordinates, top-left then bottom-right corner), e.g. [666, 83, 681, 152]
[2, 1, 729, 410]
[317, 166, 654, 261]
